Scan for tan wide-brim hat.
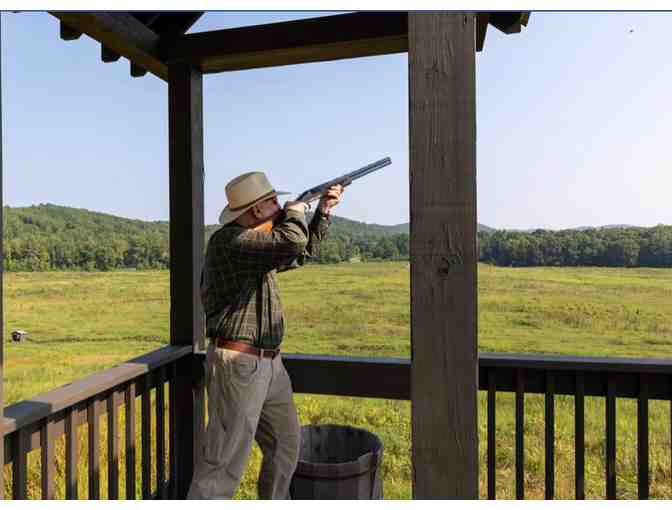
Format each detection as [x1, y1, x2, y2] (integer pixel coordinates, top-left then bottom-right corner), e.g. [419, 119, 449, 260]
[218, 171, 290, 225]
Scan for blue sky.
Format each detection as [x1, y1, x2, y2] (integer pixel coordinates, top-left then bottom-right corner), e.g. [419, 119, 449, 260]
[2, 11, 671, 229]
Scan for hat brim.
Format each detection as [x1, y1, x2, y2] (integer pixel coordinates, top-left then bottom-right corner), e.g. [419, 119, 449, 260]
[218, 190, 291, 225]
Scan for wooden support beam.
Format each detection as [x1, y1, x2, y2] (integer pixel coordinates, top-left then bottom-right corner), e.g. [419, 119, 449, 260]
[101, 45, 120, 63]
[476, 13, 490, 52]
[163, 12, 408, 73]
[49, 12, 167, 81]
[59, 21, 82, 40]
[168, 63, 204, 498]
[409, 13, 478, 499]
[490, 12, 529, 34]
[130, 62, 148, 77]
[0, 13, 4, 501]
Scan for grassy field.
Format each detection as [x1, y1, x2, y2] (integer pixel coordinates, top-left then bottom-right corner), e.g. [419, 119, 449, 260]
[2, 263, 672, 499]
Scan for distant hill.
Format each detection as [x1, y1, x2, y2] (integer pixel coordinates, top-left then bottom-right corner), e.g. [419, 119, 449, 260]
[16, 204, 668, 271]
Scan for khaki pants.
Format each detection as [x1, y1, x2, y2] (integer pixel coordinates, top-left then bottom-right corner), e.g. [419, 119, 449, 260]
[187, 343, 300, 499]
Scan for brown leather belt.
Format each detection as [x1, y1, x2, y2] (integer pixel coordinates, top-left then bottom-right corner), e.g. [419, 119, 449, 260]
[214, 338, 279, 359]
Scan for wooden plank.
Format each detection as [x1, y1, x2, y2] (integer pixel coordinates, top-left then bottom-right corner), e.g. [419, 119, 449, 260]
[40, 418, 55, 499]
[606, 374, 617, 499]
[3, 345, 190, 435]
[12, 429, 28, 499]
[48, 12, 167, 80]
[168, 363, 178, 499]
[131, 62, 148, 77]
[193, 362, 206, 470]
[283, 354, 409, 399]
[125, 382, 137, 500]
[575, 373, 585, 500]
[515, 369, 525, 500]
[59, 20, 82, 40]
[168, 63, 203, 498]
[408, 13, 477, 499]
[88, 399, 101, 499]
[101, 45, 120, 63]
[107, 392, 120, 499]
[146, 12, 203, 38]
[637, 374, 649, 499]
[0, 14, 4, 499]
[545, 373, 555, 499]
[476, 13, 490, 52]
[65, 408, 78, 499]
[489, 12, 527, 34]
[164, 12, 408, 73]
[168, 63, 204, 349]
[487, 370, 496, 499]
[141, 376, 152, 499]
[156, 367, 166, 499]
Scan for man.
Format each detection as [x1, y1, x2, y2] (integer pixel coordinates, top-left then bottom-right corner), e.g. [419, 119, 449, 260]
[188, 170, 343, 499]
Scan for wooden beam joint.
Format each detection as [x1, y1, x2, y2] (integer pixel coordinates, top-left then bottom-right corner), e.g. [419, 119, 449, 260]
[101, 45, 120, 63]
[49, 12, 167, 80]
[59, 21, 82, 41]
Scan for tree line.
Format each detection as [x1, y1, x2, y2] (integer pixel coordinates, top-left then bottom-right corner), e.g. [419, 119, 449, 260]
[478, 226, 672, 267]
[4, 204, 672, 270]
[2, 204, 409, 271]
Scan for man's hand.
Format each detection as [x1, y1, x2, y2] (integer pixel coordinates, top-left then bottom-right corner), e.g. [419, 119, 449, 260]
[284, 201, 310, 214]
[318, 185, 344, 215]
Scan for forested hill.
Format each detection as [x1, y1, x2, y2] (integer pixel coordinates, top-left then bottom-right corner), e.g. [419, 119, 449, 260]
[5, 204, 672, 270]
[4, 204, 417, 270]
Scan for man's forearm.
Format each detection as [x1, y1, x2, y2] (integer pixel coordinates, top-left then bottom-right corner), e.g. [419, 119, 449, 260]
[305, 210, 331, 258]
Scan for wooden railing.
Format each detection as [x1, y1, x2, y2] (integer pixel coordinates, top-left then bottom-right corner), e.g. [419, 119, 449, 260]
[2, 345, 193, 499]
[282, 352, 672, 500]
[5, 349, 672, 499]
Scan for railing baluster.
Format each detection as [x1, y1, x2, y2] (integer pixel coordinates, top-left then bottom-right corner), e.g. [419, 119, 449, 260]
[125, 381, 137, 500]
[169, 362, 178, 499]
[487, 369, 496, 500]
[194, 361, 206, 470]
[606, 374, 616, 499]
[575, 372, 585, 500]
[88, 399, 101, 499]
[637, 374, 649, 500]
[545, 372, 555, 500]
[40, 418, 55, 499]
[515, 368, 525, 500]
[12, 429, 28, 499]
[65, 407, 78, 499]
[156, 366, 166, 499]
[142, 374, 152, 499]
[108, 392, 120, 499]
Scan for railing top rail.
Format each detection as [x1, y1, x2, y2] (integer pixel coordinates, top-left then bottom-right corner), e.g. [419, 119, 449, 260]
[2, 345, 192, 435]
[479, 352, 672, 374]
[274, 352, 672, 374]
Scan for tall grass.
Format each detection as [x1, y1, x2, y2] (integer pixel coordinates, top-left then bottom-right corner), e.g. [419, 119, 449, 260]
[3, 263, 672, 498]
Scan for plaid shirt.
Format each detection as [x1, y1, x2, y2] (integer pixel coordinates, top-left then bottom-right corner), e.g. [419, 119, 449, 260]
[201, 209, 331, 349]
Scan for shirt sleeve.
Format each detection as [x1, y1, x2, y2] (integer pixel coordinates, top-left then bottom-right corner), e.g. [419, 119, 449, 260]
[226, 210, 309, 272]
[276, 210, 332, 273]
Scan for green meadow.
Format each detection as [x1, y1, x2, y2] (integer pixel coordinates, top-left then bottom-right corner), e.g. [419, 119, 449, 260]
[3, 263, 672, 498]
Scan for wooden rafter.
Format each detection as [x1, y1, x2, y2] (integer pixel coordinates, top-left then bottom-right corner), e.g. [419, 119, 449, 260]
[162, 12, 408, 73]
[49, 12, 167, 80]
[476, 13, 490, 52]
[489, 11, 530, 35]
[148, 12, 203, 37]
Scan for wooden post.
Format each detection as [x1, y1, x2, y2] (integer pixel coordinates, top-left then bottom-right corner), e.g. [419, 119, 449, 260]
[408, 13, 478, 499]
[168, 63, 204, 499]
[0, 13, 4, 500]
